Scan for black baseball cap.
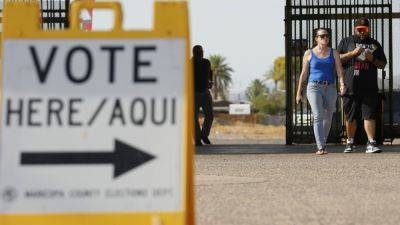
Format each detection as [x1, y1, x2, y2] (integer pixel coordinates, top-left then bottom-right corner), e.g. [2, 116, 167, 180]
[355, 18, 370, 28]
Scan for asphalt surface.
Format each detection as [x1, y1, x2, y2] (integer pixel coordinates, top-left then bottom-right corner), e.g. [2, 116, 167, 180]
[195, 145, 400, 225]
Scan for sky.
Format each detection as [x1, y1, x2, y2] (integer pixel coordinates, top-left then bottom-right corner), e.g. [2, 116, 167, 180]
[91, 0, 286, 100]
[91, 0, 399, 100]
[188, 0, 285, 98]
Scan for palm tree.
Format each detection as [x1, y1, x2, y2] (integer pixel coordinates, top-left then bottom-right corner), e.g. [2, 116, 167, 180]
[209, 55, 233, 101]
[265, 56, 285, 91]
[245, 79, 269, 115]
[245, 79, 268, 102]
[265, 56, 302, 91]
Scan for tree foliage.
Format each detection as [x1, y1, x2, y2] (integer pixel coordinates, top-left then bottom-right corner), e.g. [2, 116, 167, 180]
[246, 79, 285, 116]
[265, 56, 302, 91]
[265, 56, 285, 91]
[209, 55, 233, 101]
[245, 79, 268, 102]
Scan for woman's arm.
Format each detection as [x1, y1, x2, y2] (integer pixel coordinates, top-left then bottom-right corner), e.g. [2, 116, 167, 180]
[334, 50, 346, 96]
[295, 50, 311, 104]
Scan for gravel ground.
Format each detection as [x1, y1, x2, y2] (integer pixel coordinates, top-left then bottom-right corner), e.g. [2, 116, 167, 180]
[195, 148, 400, 225]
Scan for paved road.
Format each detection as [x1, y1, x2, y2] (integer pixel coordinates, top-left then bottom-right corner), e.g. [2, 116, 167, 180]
[195, 145, 400, 225]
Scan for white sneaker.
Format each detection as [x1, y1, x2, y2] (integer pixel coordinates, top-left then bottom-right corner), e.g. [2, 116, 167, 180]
[344, 143, 355, 153]
[366, 141, 382, 153]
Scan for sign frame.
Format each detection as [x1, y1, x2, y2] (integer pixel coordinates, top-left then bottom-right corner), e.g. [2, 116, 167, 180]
[0, 1, 194, 225]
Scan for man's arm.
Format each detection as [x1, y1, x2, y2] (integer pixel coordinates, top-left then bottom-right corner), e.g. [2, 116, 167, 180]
[338, 38, 363, 64]
[208, 69, 213, 88]
[207, 60, 213, 88]
[368, 56, 386, 69]
[340, 47, 363, 64]
[365, 42, 387, 69]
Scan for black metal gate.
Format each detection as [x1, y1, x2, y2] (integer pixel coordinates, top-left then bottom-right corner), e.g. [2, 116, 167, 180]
[1, 0, 70, 29]
[40, 0, 70, 29]
[285, 0, 394, 145]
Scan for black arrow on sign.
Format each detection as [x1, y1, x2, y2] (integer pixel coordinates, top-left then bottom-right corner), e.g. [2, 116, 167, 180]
[20, 139, 155, 178]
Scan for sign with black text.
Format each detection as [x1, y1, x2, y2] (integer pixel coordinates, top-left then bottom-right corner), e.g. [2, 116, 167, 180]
[0, 2, 193, 225]
[1, 37, 185, 213]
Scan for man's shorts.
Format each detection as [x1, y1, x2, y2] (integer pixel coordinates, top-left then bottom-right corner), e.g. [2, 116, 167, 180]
[342, 95, 379, 122]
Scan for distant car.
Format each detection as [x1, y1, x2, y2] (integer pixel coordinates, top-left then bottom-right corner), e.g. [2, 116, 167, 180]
[293, 113, 313, 126]
[384, 91, 400, 126]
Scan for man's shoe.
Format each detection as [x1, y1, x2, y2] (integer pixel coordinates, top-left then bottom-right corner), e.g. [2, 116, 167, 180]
[201, 136, 212, 145]
[344, 143, 355, 153]
[195, 140, 203, 146]
[366, 141, 381, 153]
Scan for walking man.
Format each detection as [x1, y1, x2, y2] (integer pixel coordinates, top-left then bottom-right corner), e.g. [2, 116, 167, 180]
[192, 45, 214, 146]
[338, 18, 387, 153]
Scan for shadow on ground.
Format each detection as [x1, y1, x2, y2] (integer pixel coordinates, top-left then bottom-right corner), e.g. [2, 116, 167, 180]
[196, 144, 400, 154]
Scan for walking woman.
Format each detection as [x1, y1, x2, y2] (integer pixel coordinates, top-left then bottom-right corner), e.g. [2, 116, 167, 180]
[296, 28, 346, 155]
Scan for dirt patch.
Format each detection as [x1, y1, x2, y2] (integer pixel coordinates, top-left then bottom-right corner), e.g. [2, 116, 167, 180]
[209, 121, 285, 142]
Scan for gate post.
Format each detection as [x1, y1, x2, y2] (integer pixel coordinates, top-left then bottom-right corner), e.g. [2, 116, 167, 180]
[285, 0, 293, 145]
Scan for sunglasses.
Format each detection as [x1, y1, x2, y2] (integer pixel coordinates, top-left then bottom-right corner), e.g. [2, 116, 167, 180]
[356, 27, 369, 33]
[317, 34, 330, 39]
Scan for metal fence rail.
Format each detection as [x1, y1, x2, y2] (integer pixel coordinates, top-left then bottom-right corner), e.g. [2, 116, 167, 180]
[40, 0, 70, 29]
[1, 1, 69, 29]
[285, 0, 394, 145]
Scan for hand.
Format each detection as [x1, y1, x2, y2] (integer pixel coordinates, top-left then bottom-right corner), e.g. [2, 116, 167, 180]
[296, 92, 302, 104]
[365, 50, 374, 62]
[351, 47, 364, 57]
[339, 83, 346, 96]
[207, 82, 213, 89]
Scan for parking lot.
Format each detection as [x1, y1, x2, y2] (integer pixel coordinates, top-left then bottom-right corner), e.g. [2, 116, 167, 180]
[196, 145, 400, 225]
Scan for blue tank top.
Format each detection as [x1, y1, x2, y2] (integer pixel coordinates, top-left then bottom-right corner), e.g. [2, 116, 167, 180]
[308, 48, 335, 84]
